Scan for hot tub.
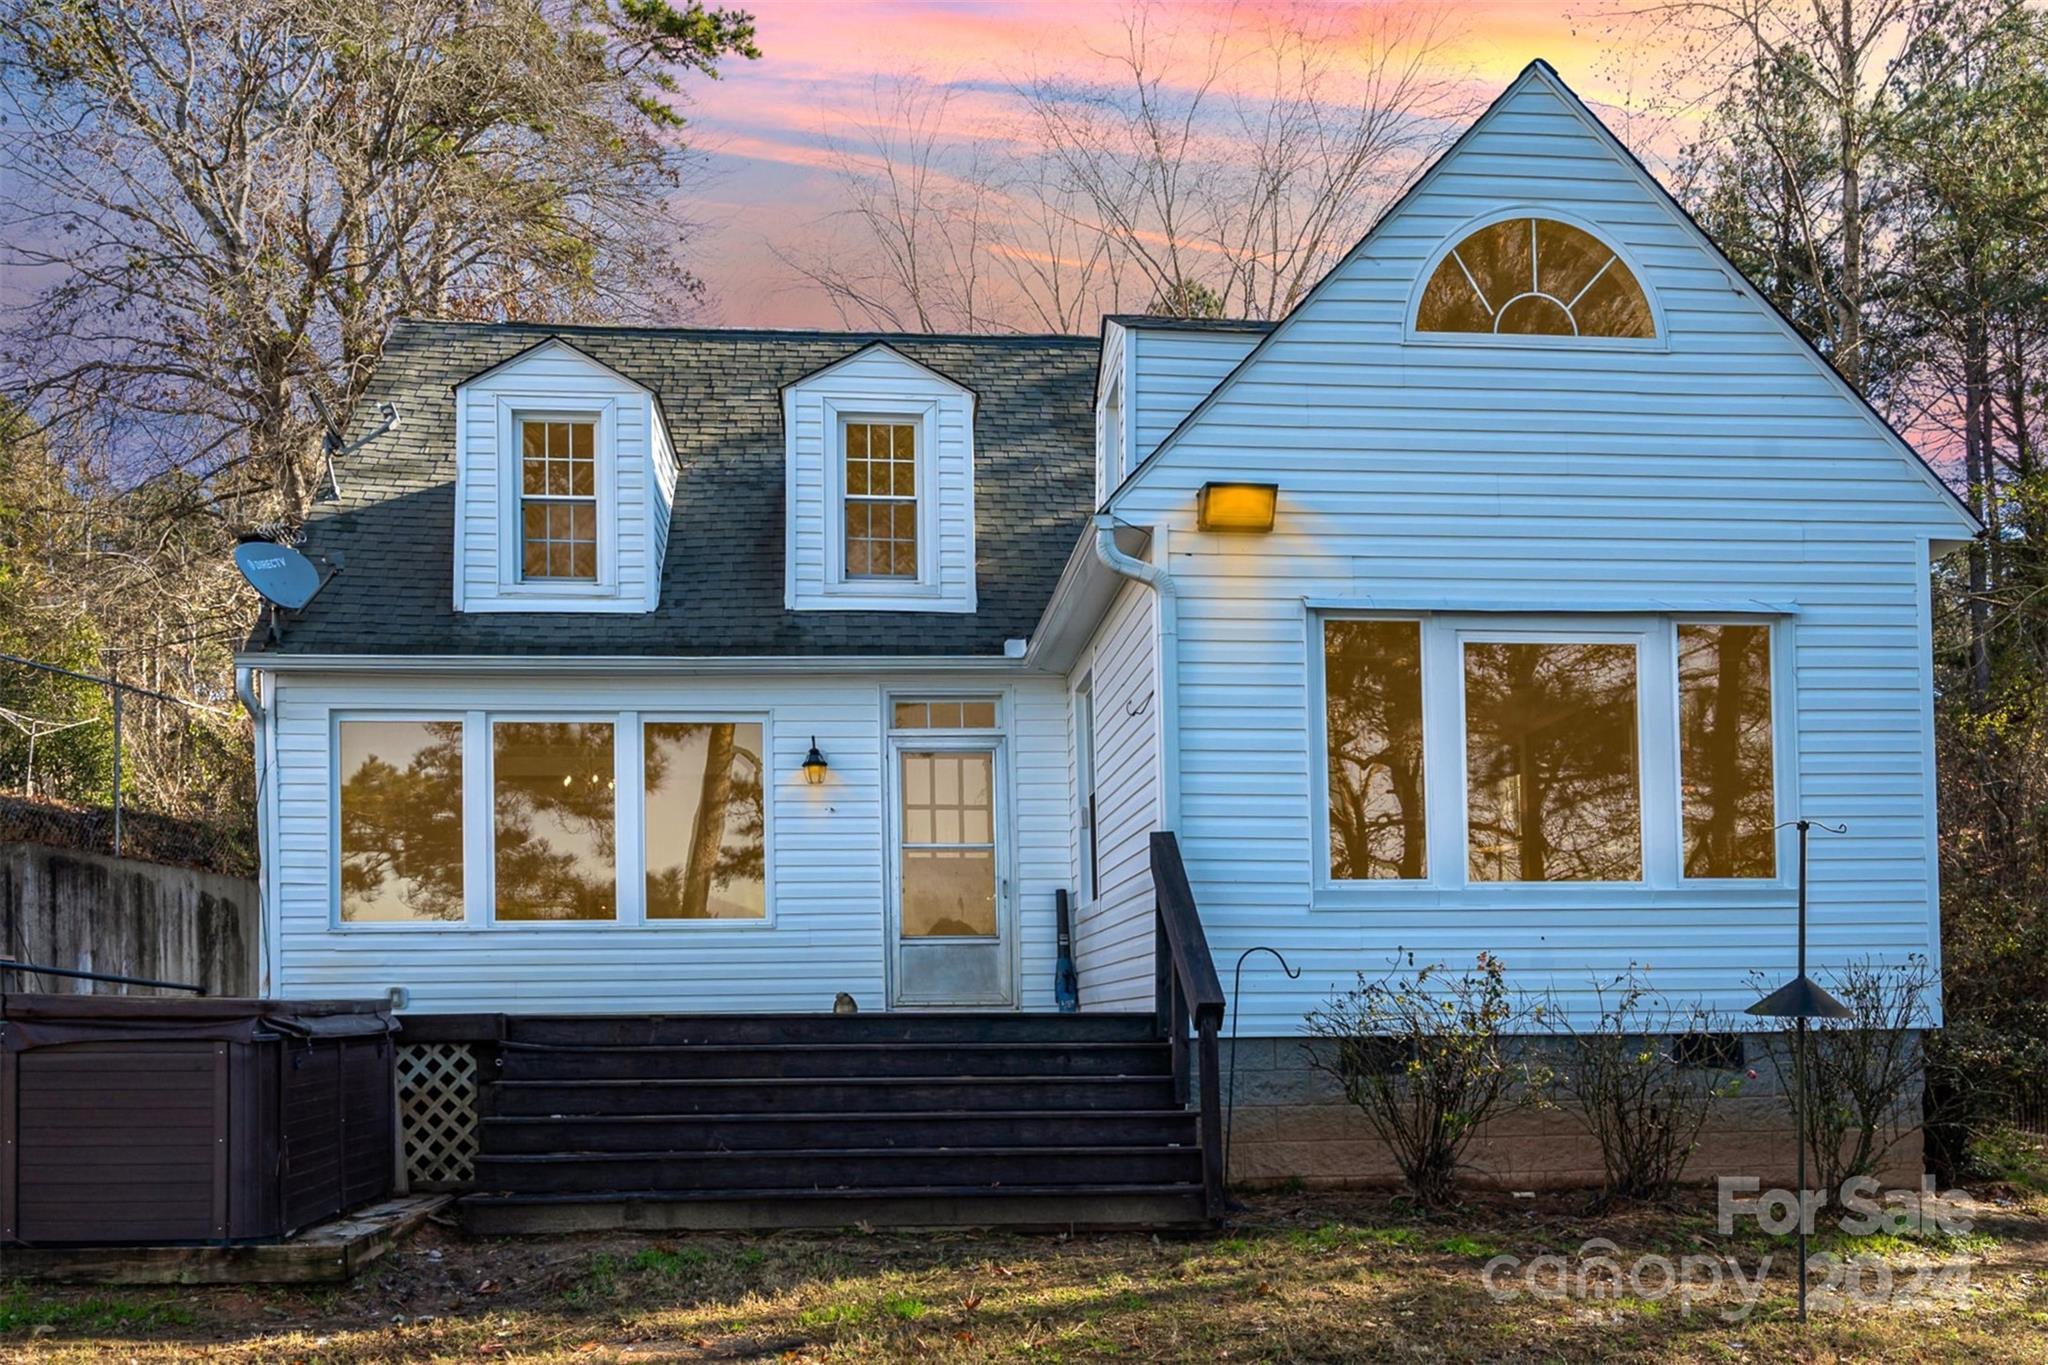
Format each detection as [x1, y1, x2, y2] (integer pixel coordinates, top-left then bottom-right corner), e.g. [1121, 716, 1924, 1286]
[1, 994, 397, 1246]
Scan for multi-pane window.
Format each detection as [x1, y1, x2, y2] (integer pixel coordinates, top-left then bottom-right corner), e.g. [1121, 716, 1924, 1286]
[520, 418, 597, 580]
[493, 721, 616, 921]
[1417, 218, 1653, 338]
[1678, 625, 1776, 878]
[644, 721, 767, 919]
[899, 749, 997, 937]
[845, 420, 918, 578]
[1322, 618, 1775, 887]
[1464, 642, 1642, 882]
[892, 697, 998, 730]
[337, 720, 465, 922]
[1325, 620, 1428, 880]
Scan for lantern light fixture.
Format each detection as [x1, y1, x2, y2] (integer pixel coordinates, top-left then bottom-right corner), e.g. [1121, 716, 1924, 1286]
[801, 737, 829, 786]
[1196, 481, 1278, 533]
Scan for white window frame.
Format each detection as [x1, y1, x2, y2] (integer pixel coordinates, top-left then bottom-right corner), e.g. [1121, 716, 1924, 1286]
[1402, 206, 1669, 353]
[1073, 672, 1098, 909]
[822, 398, 942, 601]
[1310, 611, 1795, 910]
[493, 395, 620, 601]
[331, 707, 776, 931]
[633, 709, 777, 930]
[328, 711, 472, 930]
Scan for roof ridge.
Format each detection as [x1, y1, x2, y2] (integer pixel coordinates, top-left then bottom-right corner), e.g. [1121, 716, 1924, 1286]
[390, 317, 1097, 346]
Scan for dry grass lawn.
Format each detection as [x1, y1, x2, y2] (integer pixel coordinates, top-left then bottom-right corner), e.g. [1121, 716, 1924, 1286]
[2, 1188, 2044, 1362]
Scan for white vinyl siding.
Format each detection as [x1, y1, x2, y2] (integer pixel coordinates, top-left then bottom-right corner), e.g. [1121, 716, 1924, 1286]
[784, 345, 977, 613]
[1126, 326, 1262, 464]
[1067, 580, 1161, 1010]
[453, 340, 671, 613]
[265, 670, 1065, 1013]
[1106, 68, 1973, 1035]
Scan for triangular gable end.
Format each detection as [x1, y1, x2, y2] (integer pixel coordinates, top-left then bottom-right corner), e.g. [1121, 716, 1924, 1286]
[1108, 60, 1980, 543]
[453, 334, 661, 399]
[780, 341, 978, 404]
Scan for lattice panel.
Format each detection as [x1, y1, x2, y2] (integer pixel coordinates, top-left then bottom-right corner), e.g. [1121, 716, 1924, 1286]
[397, 1042, 480, 1189]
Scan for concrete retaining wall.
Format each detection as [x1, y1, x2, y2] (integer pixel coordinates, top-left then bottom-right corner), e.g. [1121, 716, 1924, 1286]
[0, 841, 258, 996]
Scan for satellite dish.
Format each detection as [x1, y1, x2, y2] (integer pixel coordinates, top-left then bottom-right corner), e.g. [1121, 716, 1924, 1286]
[233, 538, 325, 610]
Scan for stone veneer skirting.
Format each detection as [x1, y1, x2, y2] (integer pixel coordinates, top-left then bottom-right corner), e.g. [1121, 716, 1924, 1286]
[1213, 1035, 1925, 1191]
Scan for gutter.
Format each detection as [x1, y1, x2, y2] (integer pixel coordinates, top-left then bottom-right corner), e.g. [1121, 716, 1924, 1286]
[1091, 513, 1180, 832]
[232, 651, 1033, 675]
[235, 666, 275, 995]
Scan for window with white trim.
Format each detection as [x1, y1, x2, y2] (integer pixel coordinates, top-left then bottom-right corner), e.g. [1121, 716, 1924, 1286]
[1320, 615, 1780, 890]
[843, 419, 919, 579]
[336, 709, 772, 928]
[518, 417, 598, 580]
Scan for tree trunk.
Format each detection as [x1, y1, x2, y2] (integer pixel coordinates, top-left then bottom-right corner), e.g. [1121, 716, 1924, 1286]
[680, 723, 738, 918]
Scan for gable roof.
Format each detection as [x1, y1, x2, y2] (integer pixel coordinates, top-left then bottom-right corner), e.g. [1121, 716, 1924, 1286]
[1106, 60, 1980, 537]
[258, 320, 1097, 658]
[778, 340, 978, 397]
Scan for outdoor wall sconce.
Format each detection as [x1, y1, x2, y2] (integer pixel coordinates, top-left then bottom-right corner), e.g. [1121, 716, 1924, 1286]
[802, 737, 829, 786]
[1196, 481, 1278, 533]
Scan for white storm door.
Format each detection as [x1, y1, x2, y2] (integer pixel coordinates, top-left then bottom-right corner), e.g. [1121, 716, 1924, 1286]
[888, 739, 1012, 1007]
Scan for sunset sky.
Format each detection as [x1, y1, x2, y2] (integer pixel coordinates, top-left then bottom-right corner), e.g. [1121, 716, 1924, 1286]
[678, 1, 1684, 329]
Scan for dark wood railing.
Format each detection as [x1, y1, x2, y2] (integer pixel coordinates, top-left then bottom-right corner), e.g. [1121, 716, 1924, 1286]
[1149, 831, 1226, 1217]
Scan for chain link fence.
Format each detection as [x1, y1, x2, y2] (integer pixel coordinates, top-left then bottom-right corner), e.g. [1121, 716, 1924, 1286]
[0, 653, 253, 878]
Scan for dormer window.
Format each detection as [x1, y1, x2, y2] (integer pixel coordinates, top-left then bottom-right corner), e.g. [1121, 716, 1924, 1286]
[450, 336, 672, 615]
[783, 342, 976, 614]
[844, 420, 918, 579]
[520, 417, 598, 580]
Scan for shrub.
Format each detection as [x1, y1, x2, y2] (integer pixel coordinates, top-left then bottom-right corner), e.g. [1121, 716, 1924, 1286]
[1303, 952, 1538, 1207]
[1751, 953, 1935, 1192]
[1538, 965, 1739, 1203]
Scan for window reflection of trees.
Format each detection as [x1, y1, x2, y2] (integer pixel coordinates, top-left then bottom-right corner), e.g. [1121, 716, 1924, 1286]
[1464, 642, 1642, 882]
[645, 722, 766, 919]
[494, 722, 617, 921]
[1679, 625, 1776, 878]
[1325, 620, 1428, 880]
[339, 720, 465, 922]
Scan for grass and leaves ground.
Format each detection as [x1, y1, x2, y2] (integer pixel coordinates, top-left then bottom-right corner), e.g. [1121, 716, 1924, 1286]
[2, 1187, 2044, 1362]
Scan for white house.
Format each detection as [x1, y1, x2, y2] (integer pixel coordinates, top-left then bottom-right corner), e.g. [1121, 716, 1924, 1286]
[236, 64, 1974, 1220]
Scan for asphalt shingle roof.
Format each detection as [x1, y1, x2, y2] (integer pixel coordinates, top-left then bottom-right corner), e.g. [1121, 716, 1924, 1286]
[260, 320, 1100, 657]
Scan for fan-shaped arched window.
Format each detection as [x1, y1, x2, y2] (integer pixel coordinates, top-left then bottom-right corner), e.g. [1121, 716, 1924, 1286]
[1417, 218, 1653, 339]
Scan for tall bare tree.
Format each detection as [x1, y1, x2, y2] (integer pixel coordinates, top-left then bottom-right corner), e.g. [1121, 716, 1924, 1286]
[781, 1, 1468, 333]
[1, 0, 758, 521]
[1020, 1, 1468, 321]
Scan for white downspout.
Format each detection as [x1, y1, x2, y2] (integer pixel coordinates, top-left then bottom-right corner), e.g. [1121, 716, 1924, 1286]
[235, 665, 274, 996]
[1091, 514, 1179, 832]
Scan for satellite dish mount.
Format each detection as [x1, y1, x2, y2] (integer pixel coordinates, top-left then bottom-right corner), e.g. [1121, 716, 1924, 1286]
[233, 537, 341, 641]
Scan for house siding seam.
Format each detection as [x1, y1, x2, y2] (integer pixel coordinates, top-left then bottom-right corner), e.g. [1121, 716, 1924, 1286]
[1105, 75, 1970, 1036]
[1069, 579, 1161, 1011]
[270, 671, 1066, 1014]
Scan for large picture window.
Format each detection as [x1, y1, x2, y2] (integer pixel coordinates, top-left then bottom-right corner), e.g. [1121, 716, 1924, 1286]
[493, 721, 616, 921]
[1678, 624, 1777, 878]
[1463, 641, 1641, 882]
[644, 721, 767, 919]
[338, 720, 465, 922]
[1325, 619, 1428, 879]
[1320, 616, 1779, 891]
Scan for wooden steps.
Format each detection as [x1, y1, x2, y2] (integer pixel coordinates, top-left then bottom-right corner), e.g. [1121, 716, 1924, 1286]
[457, 1013, 1212, 1233]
